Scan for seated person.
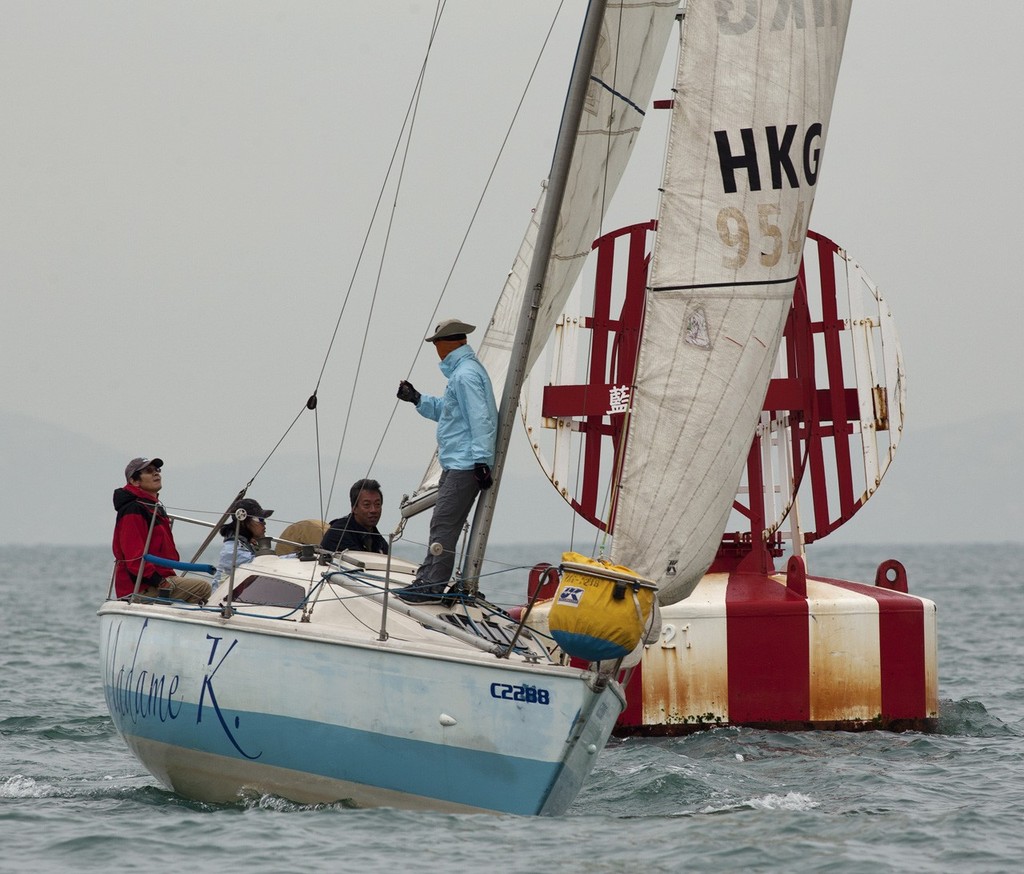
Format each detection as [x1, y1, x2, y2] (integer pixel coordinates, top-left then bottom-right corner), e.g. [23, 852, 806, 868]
[320, 478, 389, 554]
[214, 498, 274, 584]
[112, 456, 212, 603]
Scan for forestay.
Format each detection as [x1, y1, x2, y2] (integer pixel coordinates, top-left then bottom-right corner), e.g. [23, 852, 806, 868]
[404, 1, 678, 510]
[611, 1, 852, 604]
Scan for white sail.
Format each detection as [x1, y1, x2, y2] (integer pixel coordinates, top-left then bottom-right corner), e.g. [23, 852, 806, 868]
[404, 1, 678, 511]
[611, 1, 852, 604]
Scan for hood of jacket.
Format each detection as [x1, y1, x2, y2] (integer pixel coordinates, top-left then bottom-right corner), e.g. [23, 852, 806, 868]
[113, 482, 161, 515]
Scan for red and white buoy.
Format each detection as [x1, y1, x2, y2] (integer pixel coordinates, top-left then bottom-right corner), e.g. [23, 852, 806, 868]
[616, 559, 938, 734]
[519, 228, 937, 733]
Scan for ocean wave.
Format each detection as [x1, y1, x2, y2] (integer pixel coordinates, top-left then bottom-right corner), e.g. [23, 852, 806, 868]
[0, 774, 50, 798]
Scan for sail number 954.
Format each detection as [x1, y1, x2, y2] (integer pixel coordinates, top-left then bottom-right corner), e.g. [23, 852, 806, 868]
[717, 201, 807, 269]
[490, 682, 550, 705]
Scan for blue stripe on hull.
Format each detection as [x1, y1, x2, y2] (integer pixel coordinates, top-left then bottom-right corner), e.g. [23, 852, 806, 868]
[108, 694, 565, 814]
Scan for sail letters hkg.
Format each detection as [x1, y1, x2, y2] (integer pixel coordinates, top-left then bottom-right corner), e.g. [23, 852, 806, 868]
[715, 123, 823, 193]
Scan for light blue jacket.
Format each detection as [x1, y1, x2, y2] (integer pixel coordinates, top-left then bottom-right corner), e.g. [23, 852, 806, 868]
[213, 537, 255, 585]
[416, 344, 497, 470]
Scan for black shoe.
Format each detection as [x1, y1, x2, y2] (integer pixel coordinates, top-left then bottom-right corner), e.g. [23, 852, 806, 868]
[441, 584, 477, 606]
[395, 584, 446, 605]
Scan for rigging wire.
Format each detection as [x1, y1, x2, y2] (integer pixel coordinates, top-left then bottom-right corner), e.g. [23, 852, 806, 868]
[313, 1, 447, 396]
[323, 0, 448, 514]
[214, 2, 574, 537]
[588, 12, 682, 560]
[407, 0, 571, 379]
[564, 8, 681, 563]
[218, 1, 451, 527]
[589, 6, 630, 559]
[185, 5, 456, 560]
[558, 2, 631, 561]
[321, 0, 572, 517]
[590, 12, 682, 559]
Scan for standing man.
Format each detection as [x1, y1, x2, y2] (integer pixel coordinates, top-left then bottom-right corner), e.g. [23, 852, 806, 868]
[320, 478, 389, 554]
[111, 457, 212, 603]
[396, 318, 497, 603]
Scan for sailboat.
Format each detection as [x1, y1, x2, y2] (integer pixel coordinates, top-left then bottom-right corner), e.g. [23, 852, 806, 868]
[99, 0, 855, 813]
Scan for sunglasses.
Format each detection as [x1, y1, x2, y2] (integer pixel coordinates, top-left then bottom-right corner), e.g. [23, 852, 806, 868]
[140, 466, 162, 475]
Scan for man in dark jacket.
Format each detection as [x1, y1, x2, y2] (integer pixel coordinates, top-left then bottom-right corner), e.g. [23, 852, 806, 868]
[320, 478, 389, 554]
[111, 457, 211, 603]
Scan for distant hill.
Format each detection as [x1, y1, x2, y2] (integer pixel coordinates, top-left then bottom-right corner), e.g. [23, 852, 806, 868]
[1, 408, 1021, 548]
[1, 413, 120, 547]
[0, 410, 416, 549]
[0, 409, 585, 551]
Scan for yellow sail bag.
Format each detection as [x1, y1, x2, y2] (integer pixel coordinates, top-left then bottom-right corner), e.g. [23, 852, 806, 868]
[548, 551, 657, 662]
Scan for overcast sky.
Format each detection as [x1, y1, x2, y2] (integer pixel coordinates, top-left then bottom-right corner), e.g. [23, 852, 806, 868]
[2, 1, 1022, 545]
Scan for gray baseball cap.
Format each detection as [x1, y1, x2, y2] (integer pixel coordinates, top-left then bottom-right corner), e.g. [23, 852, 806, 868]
[424, 318, 475, 343]
[125, 456, 163, 481]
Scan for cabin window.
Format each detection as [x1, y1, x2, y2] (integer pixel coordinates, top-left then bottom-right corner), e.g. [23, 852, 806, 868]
[231, 575, 307, 608]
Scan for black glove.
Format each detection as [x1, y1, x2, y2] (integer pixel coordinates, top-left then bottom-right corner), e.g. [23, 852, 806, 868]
[474, 463, 493, 490]
[396, 380, 421, 405]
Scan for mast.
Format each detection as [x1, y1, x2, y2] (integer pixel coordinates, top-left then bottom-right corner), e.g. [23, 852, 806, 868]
[462, 0, 609, 589]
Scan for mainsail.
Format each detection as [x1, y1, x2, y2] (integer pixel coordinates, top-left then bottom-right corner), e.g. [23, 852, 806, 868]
[610, 1, 852, 604]
[403, 1, 678, 513]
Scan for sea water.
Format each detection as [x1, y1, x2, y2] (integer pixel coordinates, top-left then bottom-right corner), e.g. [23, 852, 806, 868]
[2, 543, 1023, 873]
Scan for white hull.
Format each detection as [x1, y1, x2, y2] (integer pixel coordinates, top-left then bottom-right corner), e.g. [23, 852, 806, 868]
[99, 553, 623, 814]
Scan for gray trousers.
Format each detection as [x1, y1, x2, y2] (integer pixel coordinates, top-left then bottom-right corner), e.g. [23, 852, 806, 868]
[415, 468, 480, 588]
